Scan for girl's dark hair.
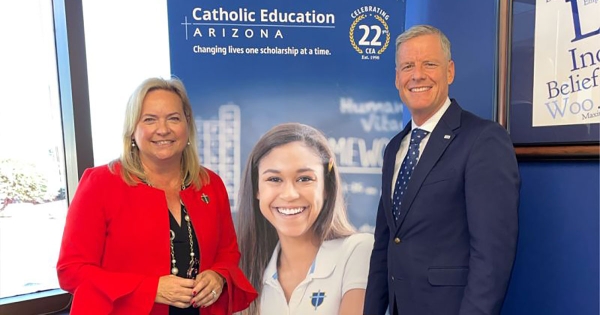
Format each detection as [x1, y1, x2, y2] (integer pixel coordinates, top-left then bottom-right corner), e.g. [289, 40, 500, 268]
[236, 122, 354, 315]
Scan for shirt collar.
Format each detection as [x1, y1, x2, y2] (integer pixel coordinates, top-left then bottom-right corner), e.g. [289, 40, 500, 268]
[263, 239, 342, 284]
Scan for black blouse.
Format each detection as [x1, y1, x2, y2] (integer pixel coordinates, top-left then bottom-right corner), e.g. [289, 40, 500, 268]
[168, 205, 200, 315]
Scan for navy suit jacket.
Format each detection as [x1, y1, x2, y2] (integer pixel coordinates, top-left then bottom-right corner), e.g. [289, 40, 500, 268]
[364, 100, 520, 315]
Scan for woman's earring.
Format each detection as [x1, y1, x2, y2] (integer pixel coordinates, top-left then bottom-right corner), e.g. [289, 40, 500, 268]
[131, 139, 136, 147]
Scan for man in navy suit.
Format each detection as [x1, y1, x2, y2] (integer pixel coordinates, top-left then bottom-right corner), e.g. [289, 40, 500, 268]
[364, 25, 520, 315]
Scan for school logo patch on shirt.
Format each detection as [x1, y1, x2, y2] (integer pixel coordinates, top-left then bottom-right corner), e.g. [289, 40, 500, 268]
[310, 290, 326, 310]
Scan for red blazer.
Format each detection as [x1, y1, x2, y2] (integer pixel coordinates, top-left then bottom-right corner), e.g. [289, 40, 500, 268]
[57, 163, 257, 314]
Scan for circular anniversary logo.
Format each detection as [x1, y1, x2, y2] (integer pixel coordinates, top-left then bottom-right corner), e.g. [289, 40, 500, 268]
[349, 6, 390, 60]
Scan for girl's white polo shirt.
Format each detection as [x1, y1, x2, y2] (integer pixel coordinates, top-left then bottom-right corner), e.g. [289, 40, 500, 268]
[260, 233, 374, 314]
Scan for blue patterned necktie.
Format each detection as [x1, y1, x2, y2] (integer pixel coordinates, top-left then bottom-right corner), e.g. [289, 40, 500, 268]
[392, 128, 429, 221]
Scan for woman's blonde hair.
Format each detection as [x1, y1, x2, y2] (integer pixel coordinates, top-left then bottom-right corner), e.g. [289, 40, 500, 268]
[110, 77, 208, 188]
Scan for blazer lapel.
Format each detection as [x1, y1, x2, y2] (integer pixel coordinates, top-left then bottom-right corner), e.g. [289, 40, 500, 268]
[383, 124, 411, 228]
[394, 101, 462, 233]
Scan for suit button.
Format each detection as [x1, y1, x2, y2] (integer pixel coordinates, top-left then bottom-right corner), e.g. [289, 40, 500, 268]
[391, 276, 395, 281]
[394, 237, 401, 244]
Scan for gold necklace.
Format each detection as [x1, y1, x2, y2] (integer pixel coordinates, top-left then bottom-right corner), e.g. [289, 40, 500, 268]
[142, 177, 198, 278]
[169, 200, 199, 278]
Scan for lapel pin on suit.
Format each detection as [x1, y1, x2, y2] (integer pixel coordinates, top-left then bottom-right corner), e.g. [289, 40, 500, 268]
[444, 135, 451, 139]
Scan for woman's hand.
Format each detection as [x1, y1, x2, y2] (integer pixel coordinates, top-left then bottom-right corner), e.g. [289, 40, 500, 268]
[191, 270, 226, 308]
[155, 275, 195, 308]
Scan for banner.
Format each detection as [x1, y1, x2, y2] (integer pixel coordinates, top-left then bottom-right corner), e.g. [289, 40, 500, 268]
[167, 1, 405, 231]
[532, 0, 600, 127]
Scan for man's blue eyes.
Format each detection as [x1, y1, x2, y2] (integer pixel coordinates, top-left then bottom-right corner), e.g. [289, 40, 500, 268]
[401, 63, 437, 70]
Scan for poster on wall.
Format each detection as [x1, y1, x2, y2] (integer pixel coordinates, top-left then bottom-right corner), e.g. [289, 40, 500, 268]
[166, 1, 405, 231]
[532, 0, 599, 127]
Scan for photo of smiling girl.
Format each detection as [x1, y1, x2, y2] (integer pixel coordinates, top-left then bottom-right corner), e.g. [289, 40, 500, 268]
[236, 122, 374, 315]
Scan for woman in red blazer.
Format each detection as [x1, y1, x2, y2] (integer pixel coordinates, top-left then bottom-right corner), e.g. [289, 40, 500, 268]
[57, 77, 257, 315]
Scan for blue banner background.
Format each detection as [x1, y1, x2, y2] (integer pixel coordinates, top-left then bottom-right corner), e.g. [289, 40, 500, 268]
[167, 1, 405, 230]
